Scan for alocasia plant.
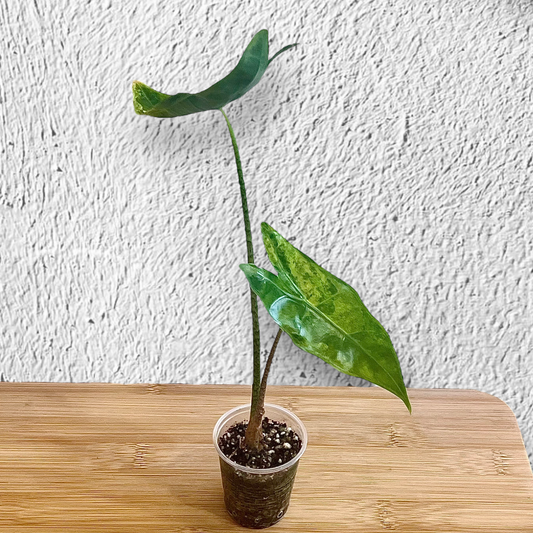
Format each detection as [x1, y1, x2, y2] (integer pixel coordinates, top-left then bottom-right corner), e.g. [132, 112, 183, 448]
[133, 29, 410, 452]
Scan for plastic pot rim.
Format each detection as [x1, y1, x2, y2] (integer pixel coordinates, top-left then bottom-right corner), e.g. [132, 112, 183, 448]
[213, 403, 308, 475]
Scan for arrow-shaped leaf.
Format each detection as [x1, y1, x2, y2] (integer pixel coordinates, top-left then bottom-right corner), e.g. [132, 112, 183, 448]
[240, 223, 411, 412]
[132, 30, 297, 118]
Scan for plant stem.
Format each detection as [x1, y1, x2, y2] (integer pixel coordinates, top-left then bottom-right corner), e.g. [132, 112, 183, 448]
[219, 108, 261, 415]
[245, 327, 283, 449]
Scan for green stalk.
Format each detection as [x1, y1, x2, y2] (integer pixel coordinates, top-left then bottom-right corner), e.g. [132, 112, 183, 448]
[245, 328, 283, 448]
[219, 108, 261, 416]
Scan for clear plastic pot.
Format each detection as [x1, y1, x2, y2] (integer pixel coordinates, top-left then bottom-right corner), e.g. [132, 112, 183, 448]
[213, 403, 308, 529]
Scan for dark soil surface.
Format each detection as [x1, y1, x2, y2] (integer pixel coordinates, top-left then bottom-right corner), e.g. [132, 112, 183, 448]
[218, 417, 303, 469]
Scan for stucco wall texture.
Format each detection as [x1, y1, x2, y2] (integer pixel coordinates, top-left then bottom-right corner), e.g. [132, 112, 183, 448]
[1, 1, 532, 465]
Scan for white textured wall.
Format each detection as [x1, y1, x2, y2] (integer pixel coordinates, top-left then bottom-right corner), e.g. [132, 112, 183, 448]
[1, 1, 532, 465]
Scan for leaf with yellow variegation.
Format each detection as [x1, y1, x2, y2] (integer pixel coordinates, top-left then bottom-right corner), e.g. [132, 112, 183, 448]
[132, 30, 297, 118]
[240, 222, 411, 412]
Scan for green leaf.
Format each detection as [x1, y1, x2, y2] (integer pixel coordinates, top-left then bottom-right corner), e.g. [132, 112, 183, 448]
[132, 30, 297, 118]
[240, 223, 411, 412]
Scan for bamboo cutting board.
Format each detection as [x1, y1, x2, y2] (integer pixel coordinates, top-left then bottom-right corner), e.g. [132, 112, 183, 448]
[0, 384, 532, 532]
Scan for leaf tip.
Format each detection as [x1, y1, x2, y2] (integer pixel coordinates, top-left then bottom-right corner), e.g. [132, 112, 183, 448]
[132, 80, 149, 115]
[267, 41, 299, 66]
[260, 221, 276, 236]
[260, 222, 277, 249]
[403, 394, 412, 414]
[239, 262, 256, 274]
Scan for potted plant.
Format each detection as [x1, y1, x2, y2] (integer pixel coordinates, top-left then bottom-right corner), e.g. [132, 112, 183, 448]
[132, 29, 411, 528]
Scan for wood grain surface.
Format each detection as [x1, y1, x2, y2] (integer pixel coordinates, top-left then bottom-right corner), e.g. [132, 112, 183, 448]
[0, 383, 532, 532]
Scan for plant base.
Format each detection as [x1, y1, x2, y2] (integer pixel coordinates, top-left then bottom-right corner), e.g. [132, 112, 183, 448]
[213, 404, 308, 529]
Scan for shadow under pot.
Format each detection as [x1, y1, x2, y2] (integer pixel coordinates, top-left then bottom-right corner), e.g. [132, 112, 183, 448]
[213, 403, 308, 529]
